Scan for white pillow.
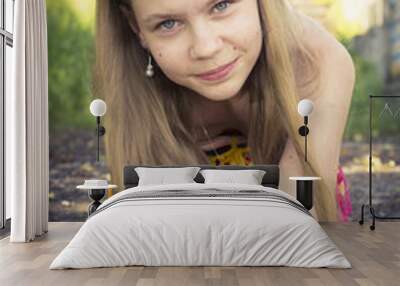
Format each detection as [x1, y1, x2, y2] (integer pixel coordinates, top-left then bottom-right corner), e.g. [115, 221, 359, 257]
[200, 169, 266, 185]
[135, 167, 201, 186]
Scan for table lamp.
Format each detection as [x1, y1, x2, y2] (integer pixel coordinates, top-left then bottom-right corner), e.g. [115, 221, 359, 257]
[297, 99, 314, 163]
[89, 99, 107, 162]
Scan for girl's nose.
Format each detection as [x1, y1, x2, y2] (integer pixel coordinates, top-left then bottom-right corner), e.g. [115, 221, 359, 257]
[189, 21, 224, 60]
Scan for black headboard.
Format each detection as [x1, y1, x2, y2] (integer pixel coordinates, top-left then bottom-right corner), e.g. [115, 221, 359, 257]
[123, 165, 280, 189]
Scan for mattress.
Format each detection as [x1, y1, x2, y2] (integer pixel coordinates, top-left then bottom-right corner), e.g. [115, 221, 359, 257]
[50, 183, 351, 269]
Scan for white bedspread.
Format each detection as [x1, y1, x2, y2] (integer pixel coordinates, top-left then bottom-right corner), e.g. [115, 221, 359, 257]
[50, 183, 351, 269]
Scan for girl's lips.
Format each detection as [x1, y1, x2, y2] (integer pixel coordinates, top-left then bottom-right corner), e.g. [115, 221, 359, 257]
[196, 58, 238, 82]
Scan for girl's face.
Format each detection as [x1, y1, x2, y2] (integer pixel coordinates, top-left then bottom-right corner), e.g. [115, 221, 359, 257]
[132, 0, 263, 101]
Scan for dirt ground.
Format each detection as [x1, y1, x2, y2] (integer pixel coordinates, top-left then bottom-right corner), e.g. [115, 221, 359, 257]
[49, 129, 400, 222]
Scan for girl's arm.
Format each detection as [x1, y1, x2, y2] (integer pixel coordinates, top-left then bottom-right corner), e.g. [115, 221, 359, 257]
[279, 12, 356, 221]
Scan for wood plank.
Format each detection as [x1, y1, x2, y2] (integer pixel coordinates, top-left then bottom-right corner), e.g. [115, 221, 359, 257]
[0, 222, 399, 286]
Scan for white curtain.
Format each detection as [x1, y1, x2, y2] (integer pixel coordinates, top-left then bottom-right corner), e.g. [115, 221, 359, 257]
[8, 0, 49, 242]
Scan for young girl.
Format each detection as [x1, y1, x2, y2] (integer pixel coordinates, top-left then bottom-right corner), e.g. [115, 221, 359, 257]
[95, 0, 355, 221]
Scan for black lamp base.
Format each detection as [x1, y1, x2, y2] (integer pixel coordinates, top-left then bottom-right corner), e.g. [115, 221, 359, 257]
[88, 189, 106, 216]
[296, 180, 313, 210]
[96, 126, 106, 136]
[298, 126, 309, 136]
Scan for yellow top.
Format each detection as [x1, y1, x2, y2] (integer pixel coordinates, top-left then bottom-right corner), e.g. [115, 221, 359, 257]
[206, 136, 252, 166]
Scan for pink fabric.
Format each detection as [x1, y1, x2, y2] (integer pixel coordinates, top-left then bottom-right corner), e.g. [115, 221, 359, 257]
[336, 166, 352, 221]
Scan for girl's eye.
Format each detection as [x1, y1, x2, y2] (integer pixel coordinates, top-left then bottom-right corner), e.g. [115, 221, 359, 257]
[213, 0, 231, 13]
[157, 19, 177, 31]
[155, 1, 233, 32]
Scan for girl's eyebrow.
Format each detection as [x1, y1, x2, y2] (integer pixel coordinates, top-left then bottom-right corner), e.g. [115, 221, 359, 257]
[143, 13, 182, 25]
[143, 0, 219, 24]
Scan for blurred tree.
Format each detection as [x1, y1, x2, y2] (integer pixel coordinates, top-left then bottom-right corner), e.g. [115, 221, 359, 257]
[70, 0, 96, 30]
[47, 0, 94, 132]
[291, 0, 384, 40]
[322, 0, 384, 40]
[342, 39, 384, 141]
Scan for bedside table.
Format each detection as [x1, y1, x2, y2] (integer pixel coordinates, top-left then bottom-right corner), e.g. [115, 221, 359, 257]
[77, 184, 117, 216]
[289, 177, 321, 210]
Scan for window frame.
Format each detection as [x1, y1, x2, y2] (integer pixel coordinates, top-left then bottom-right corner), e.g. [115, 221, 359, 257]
[1, 0, 14, 230]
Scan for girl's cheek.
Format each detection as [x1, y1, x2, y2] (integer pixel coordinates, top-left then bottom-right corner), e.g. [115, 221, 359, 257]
[154, 55, 180, 75]
[153, 51, 164, 67]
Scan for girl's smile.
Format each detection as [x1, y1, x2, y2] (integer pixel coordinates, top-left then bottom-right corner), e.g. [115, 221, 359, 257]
[195, 57, 239, 82]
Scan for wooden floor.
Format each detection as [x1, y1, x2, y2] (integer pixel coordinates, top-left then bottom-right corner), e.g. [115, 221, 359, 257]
[0, 222, 399, 286]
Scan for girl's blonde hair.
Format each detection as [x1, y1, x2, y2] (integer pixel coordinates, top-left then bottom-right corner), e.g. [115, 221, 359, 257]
[95, 0, 337, 221]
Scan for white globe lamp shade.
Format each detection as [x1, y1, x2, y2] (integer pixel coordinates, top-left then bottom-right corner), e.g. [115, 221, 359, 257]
[297, 99, 314, 117]
[90, 99, 107, 117]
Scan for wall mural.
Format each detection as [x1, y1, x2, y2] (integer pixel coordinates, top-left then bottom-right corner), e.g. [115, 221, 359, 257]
[47, 0, 400, 222]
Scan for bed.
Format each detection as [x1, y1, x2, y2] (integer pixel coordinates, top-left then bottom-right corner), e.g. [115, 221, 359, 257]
[50, 165, 351, 269]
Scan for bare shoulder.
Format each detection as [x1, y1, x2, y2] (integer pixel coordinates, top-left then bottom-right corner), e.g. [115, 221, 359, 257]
[294, 10, 356, 103]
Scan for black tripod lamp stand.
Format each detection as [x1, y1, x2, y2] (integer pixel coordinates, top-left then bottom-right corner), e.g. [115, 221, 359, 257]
[297, 99, 314, 162]
[89, 99, 107, 162]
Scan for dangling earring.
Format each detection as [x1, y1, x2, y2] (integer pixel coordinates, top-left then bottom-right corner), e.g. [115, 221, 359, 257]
[146, 54, 154, 77]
